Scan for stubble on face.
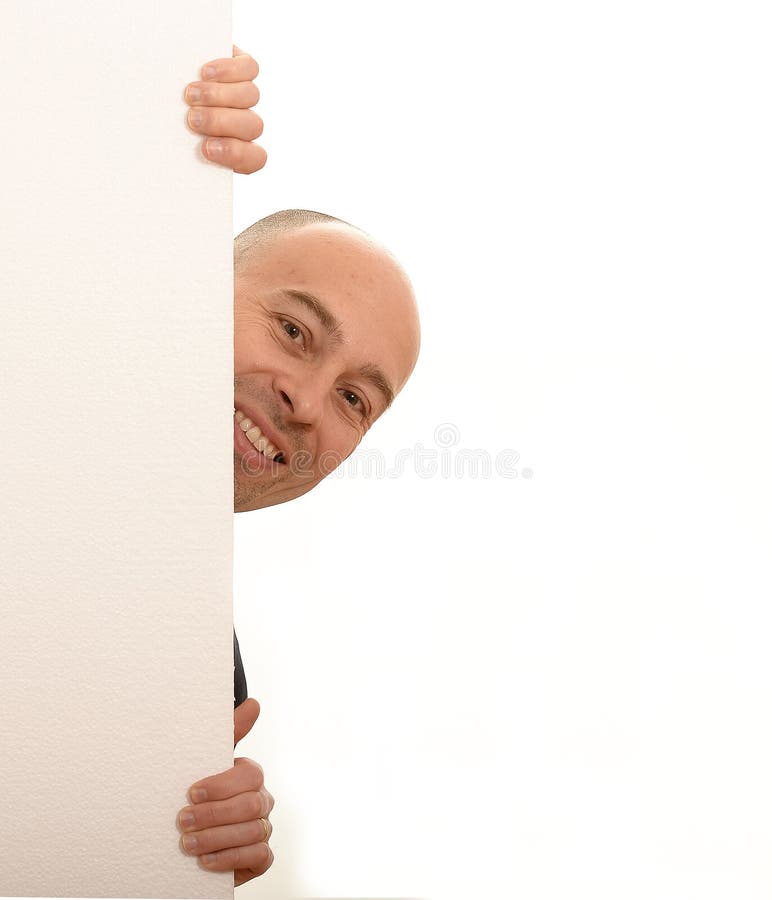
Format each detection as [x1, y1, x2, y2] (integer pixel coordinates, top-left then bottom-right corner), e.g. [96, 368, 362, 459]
[232, 384, 312, 512]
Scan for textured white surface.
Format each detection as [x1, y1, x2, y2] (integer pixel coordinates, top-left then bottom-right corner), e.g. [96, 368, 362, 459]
[0, 4, 234, 898]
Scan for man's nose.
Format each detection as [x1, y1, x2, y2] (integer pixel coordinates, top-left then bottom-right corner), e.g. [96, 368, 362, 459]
[274, 375, 325, 428]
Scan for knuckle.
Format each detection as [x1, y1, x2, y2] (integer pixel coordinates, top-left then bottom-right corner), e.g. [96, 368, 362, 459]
[257, 843, 274, 873]
[203, 803, 219, 828]
[226, 797, 244, 821]
[242, 144, 267, 175]
[250, 818, 269, 842]
[208, 107, 224, 132]
[246, 791, 263, 818]
[229, 141, 245, 170]
[249, 759, 265, 786]
[226, 845, 242, 868]
[250, 113, 264, 140]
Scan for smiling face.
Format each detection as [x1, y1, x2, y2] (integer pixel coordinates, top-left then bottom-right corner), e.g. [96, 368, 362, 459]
[233, 221, 420, 512]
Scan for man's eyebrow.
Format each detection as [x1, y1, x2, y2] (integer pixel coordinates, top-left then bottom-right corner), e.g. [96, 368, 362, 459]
[359, 363, 395, 412]
[277, 289, 346, 347]
[276, 288, 395, 411]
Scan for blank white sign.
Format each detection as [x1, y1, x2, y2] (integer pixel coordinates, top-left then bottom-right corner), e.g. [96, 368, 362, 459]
[0, 3, 234, 897]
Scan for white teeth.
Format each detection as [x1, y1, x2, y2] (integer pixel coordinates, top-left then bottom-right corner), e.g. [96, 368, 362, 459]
[234, 409, 281, 461]
[246, 427, 277, 457]
[246, 427, 267, 452]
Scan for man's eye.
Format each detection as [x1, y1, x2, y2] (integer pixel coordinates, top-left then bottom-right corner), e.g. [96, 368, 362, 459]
[281, 321, 303, 343]
[340, 389, 365, 412]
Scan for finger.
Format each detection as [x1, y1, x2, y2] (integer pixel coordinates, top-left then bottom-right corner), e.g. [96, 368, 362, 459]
[234, 697, 261, 747]
[186, 107, 263, 143]
[202, 137, 268, 176]
[185, 80, 260, 109]
[186, 757, 264, 806]
[178, 789, 272, 834]
[201, 51, 258, 83]
[200, 841, 273, 876]
[180, 816, 270, 857]
[235, 852, 274, 889]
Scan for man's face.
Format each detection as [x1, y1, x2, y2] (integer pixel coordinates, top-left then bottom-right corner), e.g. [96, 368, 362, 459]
[233, 223, 420, 512]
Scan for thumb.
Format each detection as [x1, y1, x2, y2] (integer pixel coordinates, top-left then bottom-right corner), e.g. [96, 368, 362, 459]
[234, 697, 260, 748]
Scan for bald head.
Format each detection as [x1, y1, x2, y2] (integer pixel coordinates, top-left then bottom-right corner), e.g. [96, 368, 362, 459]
[236, 209, 358, 275]
[235, 208, 420, 382]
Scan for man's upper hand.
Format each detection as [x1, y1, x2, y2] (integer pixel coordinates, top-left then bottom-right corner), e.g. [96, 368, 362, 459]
[177, 698, 275, 887]
[184, 45, 266, 174]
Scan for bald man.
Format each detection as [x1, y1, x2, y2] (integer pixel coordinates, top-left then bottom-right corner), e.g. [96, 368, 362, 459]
[176, 51, 421, 888]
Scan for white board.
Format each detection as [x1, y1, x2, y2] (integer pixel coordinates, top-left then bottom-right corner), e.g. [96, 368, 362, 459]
[0, 3, 234, 897]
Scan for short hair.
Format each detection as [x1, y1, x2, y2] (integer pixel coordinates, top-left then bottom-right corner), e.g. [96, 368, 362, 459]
[234, 208, 361, 273]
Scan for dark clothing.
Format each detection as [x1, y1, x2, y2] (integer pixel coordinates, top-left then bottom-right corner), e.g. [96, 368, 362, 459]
[234, 627, 248, 708]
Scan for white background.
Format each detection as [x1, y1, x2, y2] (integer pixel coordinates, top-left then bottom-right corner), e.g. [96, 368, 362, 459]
[233, 2, 772, 899]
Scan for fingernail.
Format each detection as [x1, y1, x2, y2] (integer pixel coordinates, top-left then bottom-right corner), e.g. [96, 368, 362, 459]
[182, 834, 198, 851]
[188, 109, 203, 128]
[202, 853, 218, 865]
[206, 139, 223, 155]
[179, 811, 195, 828]
[203, 65, 217, 79]
[190, 788, 207, 803]
[186, 86, 202, 102]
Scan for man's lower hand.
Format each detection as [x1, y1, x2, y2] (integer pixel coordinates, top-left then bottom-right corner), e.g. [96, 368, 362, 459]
[177, 698, 275, 886]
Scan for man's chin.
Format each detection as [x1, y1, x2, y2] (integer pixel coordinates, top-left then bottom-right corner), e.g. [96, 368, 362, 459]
[233, 464, 319, 513]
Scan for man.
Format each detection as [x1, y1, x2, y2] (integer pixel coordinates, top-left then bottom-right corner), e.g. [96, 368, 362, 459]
[175, 48, 421, 888]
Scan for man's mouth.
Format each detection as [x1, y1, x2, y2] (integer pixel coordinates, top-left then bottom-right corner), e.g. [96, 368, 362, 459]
[234, 408, 286, 464]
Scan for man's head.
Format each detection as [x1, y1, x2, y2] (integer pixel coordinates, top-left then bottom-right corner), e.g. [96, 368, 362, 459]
[233, 209, 421, 512]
